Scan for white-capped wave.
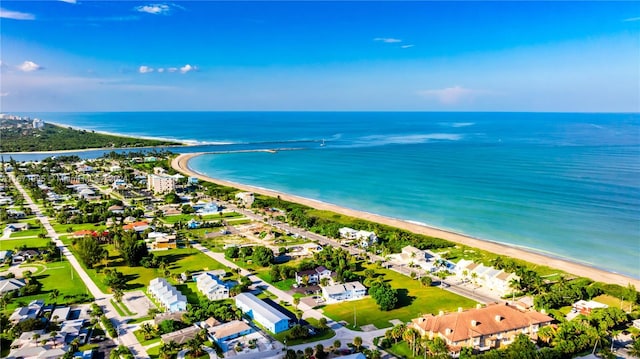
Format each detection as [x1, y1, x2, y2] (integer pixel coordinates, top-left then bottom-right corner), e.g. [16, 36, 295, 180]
[439, 122, 475, 128]
[358, 133, 463, 146]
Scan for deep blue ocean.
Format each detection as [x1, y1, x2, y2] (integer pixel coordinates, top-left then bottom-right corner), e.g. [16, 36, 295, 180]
[8, 112, 640, 277]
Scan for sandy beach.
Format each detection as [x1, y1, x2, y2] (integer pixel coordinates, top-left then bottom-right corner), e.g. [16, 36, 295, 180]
[173, 152, 640, 288]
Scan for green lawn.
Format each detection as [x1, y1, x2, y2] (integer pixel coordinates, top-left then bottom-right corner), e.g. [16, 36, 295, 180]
[66, 245, 226, 292]
[322, 265, 477, 330]
[256, 271, 296, 291]
[2, 259, 91, 314]
[134, 329, 162, 347]
[10, 228, 45, 238]
[51, 222, 106, 234]
[0, 237, 52, 251]
[176, 281, 205, 304]
[388, 341, 416, 359]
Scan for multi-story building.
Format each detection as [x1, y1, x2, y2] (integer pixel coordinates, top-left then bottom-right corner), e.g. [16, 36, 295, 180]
[147, 174, 177, 194]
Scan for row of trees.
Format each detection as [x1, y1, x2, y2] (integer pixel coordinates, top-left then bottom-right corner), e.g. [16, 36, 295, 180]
[225, 245, 275, 267]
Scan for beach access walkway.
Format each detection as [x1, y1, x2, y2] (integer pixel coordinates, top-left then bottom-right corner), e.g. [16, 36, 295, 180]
[8, 173, 149, 359]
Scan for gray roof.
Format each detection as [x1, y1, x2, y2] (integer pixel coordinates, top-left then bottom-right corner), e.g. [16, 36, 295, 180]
[0, 278, 25, 294]
[235, 293, 289, 324]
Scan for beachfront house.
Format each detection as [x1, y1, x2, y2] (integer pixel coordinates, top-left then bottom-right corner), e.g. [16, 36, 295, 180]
[338, 227, 378, 246]
[322, 281, 367, 303]
[410, 303, 553, 355]
[455, 259, 519, 297]
[572, 300, 608, 315]
[235, 192, 255, 207]
[235, 293, 290, 334]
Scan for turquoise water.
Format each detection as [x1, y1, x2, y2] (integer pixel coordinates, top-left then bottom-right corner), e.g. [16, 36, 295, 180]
[17, 112, 640, 277]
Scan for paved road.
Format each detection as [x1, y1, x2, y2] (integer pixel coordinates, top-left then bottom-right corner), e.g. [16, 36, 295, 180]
[8, 173, 149, 358]
[222, 201, 502, 305]
[193, 243, 388, 349]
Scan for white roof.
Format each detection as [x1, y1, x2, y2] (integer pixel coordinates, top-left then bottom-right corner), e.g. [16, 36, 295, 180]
[235, 293, 289, 324]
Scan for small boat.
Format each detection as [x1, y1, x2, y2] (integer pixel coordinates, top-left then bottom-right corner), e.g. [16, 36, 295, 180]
[320, 139, 326, 147]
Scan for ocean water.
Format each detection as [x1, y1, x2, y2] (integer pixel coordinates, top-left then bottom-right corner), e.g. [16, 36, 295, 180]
[13, 112, 640, 277]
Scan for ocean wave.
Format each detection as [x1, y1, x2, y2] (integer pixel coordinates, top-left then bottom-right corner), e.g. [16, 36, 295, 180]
[439, 122, 475, 128]
[357, 133, 463, 145]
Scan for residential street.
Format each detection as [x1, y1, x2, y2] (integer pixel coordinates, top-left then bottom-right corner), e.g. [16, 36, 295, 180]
[7, 173, 149, 358]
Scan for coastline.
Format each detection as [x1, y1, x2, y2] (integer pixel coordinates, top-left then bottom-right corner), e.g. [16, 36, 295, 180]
[46, 121, 195, 146]
[173, 152, 640, 288]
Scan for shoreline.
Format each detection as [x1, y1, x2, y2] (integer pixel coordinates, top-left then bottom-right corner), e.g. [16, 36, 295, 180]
[173, 152, 640, 288]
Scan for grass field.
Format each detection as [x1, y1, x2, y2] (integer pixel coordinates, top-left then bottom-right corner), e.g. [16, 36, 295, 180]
[161, 212, 239, 224]
[67, 245, 226, 292]
[594, 294, 634, 311]
[2, 259, 91, 313]
[51, 222, 106, 234]
[0, 237, 52, 251]
[321, 265, 477, 330]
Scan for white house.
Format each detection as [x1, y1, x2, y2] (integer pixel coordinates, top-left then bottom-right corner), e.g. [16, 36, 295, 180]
[148, 278, 187, 313]
[194, 272, 230, 301]
[235, 293, 290, 334]
[455, 260, 519, 297]
[338, 227, 378, 246]
[0, 278, 25, 295]
[295, 266, 333, 285]
[322, 281, 367, 303]
[235, 192, 255, 207]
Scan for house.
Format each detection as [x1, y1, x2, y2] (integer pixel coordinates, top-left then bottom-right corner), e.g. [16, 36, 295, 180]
[78, 188, 98, 200]
[455, 260, 519, 297]
[187, 218, 201, 229]
[235, 293, 290, 334]
[0, 196, 14, 205]
[149, 233, 178, 250]
[107, 204, 125, 214]
[322, 281, 367, 303]
[145, 156, 158, 163]
[147, 174, 177, 194]
[295, 266, 333, 285]
[235, 192, 254, 207]
[123, 221, 150, 232]
[12, 250, 40, 264]
[0, 278, 25, 295]
[338, 227, 378, 246]
[205, 320, 253, 350]
[72, 230, 96, 238]
[9, 300, 44, 323]
[194, 272, 231, 301]
[7, 209, 26, 218]
[160, 326, 200, 345]
[51, 306, 71, 322]
[572, 300, 608, 315]
[194, 202, 219, 215]
[0, 250, 13, 263]
[148, 278, 187, 312]
[409, 303, 553, 355]
[5, 222, 29, 232]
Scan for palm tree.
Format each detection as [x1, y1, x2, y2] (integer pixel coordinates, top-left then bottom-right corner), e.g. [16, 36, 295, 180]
[353, 336, 363, 352]
[628, 338, 640, 357]
[159, 341, 180, 359]
[391, 323, 406, 344]
[293, 296, 300, 310]
[49, 289, 60, 306]
[113, 288, 124, 302]
[140, 323, 157, 340]
[403, 328, 418, 356]
[333, 339, 341, 350]
[32, 333, 41, 346]
[186, 337, 204, 357]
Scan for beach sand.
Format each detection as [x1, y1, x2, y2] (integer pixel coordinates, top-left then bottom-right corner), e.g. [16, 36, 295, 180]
[173, 152, 640, 288]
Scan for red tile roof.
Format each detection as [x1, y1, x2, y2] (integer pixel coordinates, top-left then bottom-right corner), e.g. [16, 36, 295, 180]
[410, 303, 553, 343]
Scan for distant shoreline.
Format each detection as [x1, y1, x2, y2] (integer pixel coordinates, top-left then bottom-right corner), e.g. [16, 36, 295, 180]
[172, 152, 640, 288]
[0, 120, 193, 155]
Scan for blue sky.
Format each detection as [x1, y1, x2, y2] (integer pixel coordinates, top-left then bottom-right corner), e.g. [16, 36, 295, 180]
[1, 1, 638, 112]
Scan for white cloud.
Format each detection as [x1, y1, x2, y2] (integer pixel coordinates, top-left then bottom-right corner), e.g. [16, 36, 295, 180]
[0, 92, 9, 97]
[418, 86, 480, 105]
[401, 44, 415, 49]
[180, 64, 195, 74]
[0, 8, 35, 20]
[59, 0, 77, 3]
[157, 68, 165, 73]
[167, 67, 178, 73]
[18, 61, 43, 72]
[374, 37, 402, 43]
[139, 65, 154, 74]
[135, 3, 171, 15]
[623, 16, 640, 22]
